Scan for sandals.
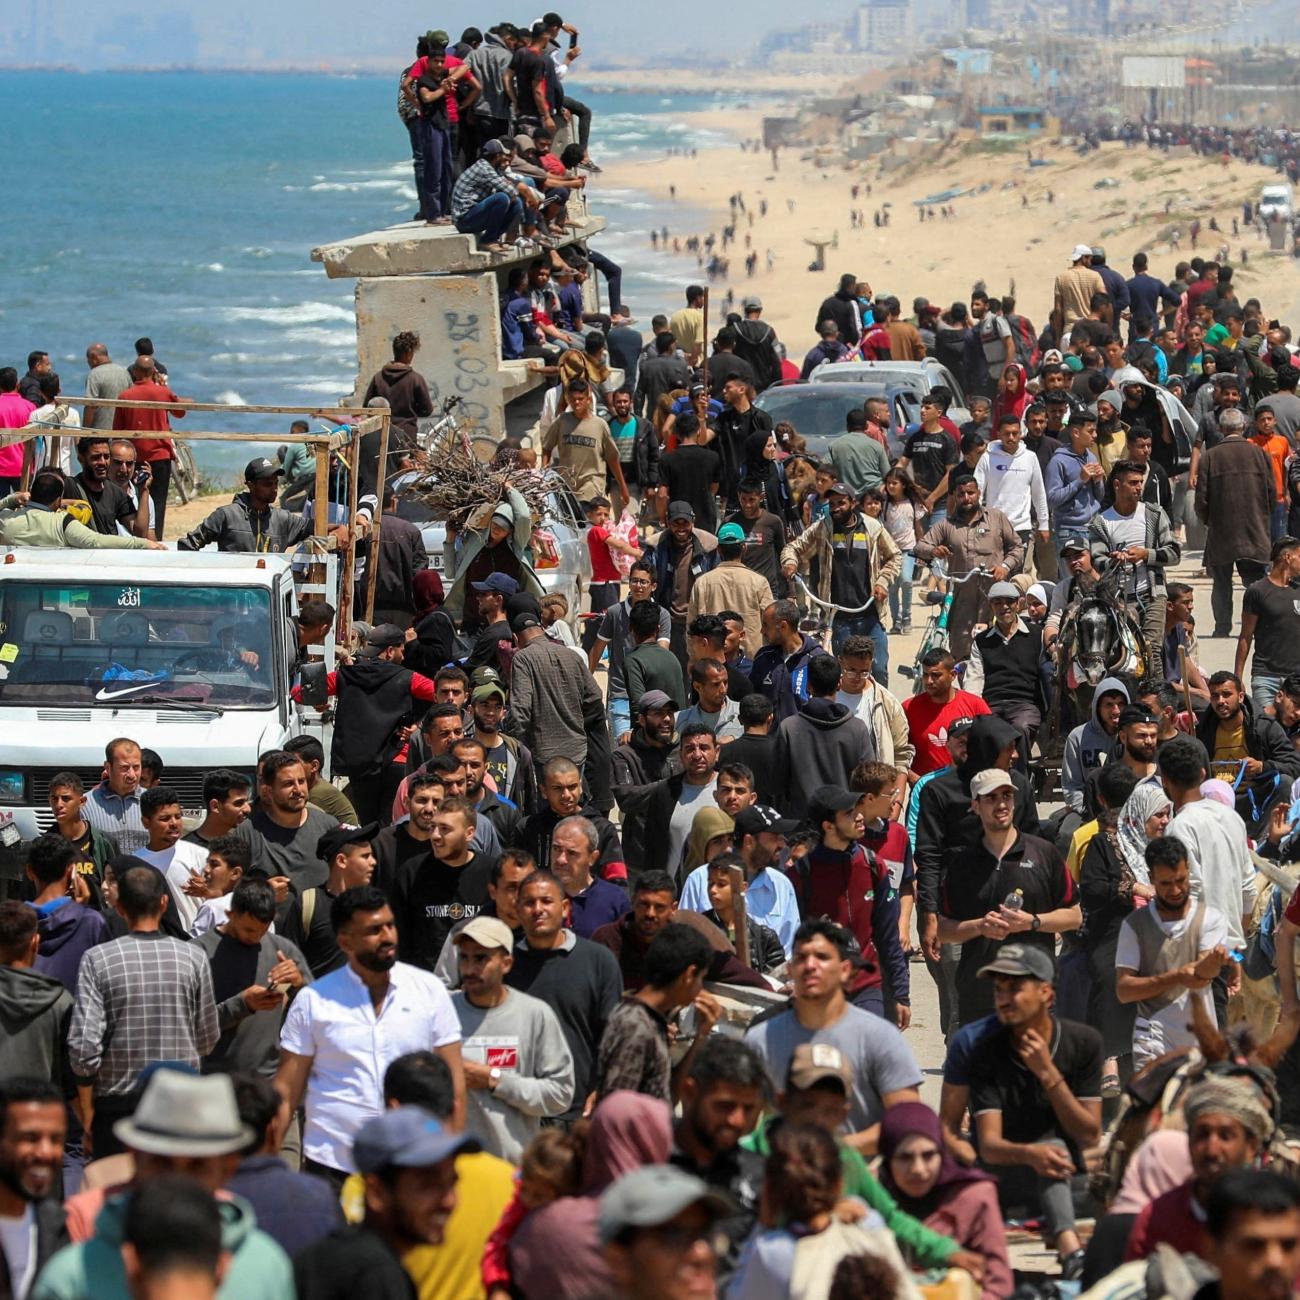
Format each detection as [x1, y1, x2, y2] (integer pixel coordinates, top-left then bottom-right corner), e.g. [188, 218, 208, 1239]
[1101, 1070, 1122, 1098]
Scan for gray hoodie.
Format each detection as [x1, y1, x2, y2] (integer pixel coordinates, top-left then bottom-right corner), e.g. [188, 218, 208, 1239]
[1061, 674, 1129, 813]
[0, 964, 73, 1087]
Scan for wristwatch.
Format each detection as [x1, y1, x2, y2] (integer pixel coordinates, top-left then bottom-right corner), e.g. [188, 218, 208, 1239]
[489, 1067, 502, 1090]
[1030, 915, 1042, 932]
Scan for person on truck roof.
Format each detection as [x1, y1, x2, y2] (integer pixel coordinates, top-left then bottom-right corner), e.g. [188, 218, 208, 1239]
[177, 458, 360, 555]
[0, 469, 163, 550]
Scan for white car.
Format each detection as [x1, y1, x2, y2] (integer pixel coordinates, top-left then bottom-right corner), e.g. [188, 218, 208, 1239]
[805, 358, 974, 426]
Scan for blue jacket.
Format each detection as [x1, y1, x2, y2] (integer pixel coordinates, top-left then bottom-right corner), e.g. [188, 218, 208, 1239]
[1045, 445, 1104, 529]
[647, 529, 718, 612]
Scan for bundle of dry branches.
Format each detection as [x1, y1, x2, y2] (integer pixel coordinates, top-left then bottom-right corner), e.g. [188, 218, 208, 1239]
[404, 432, 561, 529]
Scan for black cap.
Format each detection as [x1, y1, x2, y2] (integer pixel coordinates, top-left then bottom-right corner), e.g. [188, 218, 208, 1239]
[361, 624, 405, 651]
[807, 785, 860, 826]
[244, 457, 284, 481]
[316, 821, 380, 862]
[734, 805, 800, 838]
[511, 611, 541, 633]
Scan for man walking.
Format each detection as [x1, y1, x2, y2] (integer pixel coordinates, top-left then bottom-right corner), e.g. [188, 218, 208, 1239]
[1196, 407, 1273, 638]
[1236, 535, 1300, 717]
[975, 413, 1050, 565]
[1045, 411, 1105, 562]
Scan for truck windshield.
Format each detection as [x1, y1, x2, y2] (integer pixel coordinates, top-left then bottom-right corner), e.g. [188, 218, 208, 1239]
[0, 581, 277, 708]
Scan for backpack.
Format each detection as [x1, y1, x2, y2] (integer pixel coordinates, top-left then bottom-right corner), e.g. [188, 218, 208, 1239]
[1007, 313, 1042, 372]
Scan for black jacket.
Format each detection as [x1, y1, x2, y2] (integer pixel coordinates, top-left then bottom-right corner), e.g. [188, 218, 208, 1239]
[731, 318, 782, 392]
[476, 789, 525, 848]
[331, 658, 418, 779]
[367, 512, 428, 613]
[1078, 828, 1136, 950]
[520, 803, 625, 880]
[749, 634, 832, 723]
[403, 609, 459, 677]
[772, 697, 875, 819]
[1195, 696, 1300, 825]
[0, 1196, 65, 1300]
[813, 291, 862, 344]
[914, 715, 1042, 914]
[611, 734, 682, 871]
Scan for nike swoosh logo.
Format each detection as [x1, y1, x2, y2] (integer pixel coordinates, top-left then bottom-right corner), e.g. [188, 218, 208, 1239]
[94, 683, 160, 702]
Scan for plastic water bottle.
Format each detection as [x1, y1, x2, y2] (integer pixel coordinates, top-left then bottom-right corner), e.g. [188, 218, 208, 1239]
[1002, 888, 1025, 912]
[931, 556, 948, 580]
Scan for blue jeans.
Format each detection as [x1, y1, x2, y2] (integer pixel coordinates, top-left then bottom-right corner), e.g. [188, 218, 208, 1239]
[608, 695, 631, 744]
[1251, 672, 1283, 721]
[418, 119, 453, 219]
[455, 192, 522, 244]
[405, 117, 424, 215]
[888, 553, 915, 628]
[832, 611, 888, 686]
[586, 248, 623, 315]
[1272, 500, 1289, 541]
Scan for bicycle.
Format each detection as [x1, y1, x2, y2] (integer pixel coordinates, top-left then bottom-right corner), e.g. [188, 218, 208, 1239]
[791, 575, 880, 646]
[897, 564, 995, 693]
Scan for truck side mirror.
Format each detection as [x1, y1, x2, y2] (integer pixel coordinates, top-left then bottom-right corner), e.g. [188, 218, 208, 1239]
[298, 661, 329, 707]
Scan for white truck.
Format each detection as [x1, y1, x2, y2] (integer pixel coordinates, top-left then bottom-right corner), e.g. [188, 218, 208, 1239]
[0, 549, 324, 854]
[1259, 183, 1294, 223]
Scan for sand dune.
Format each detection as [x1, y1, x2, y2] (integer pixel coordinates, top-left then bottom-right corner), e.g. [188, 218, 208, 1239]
[594, 110, 1300, 354]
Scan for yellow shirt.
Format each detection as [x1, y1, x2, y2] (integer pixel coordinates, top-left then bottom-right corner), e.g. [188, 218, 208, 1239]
[341, 1152, 515, 1300]
[1066, 818, 1099, 882]
[1211, 717, 1249, 781]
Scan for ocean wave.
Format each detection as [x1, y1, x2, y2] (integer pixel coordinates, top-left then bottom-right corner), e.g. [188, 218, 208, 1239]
[211, 352, 305, 365]
[241, 246, 275, 258]
[282, 326, 357, 347]
[218, 303, 354, 325]
[213, 390, 247, 405]
[295, 379, 353, 395]
[204, 262, 225, 272]
[308, 179, 409, 192]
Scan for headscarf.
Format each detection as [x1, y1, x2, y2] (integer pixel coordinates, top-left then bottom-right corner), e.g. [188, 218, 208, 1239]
[1117, 782, 1170, 883]
[992, 363, 1030, 428]
[686, 807, 734, 874]
[1200, 779, 1235, 809]
[509, 1093, 672, 1300]
[878, 1102, 990, 1216]
[412, 569, 445, 617]
[1109, 1130, 1193, 1215]
[1183, 1076, 1274, 1144]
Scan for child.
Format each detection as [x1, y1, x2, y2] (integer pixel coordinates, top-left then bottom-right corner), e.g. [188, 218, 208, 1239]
[482, 1126, 588, 1298]
[539, 593, 582, 653]
[858, 486, 885, 520]
[959, 427, 988, 472]
[189, 834, 253, 936]
[581, 495, 640, 654]
[883, 468, 924, 635]
[803, 462, 835, 528]
[852, 760, 916, 961]
[704, 854, 785, 976]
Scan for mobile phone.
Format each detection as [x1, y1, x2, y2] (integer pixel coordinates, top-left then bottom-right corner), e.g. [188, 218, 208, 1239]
[568, 31, 578, 48]
[133, 466, 150, 488]
[266, 980, 289, 997]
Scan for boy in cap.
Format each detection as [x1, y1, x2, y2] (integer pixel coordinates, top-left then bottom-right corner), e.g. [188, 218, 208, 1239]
[964, 581, 1045, 766]
[293, 1107, 478, 1299]
[582, 495, 641, 654]
[451, 916, 575, 1161]
[686, 521, 773, 659]
[965, 943, 1102, 1278]
[177, 456, 332, 554]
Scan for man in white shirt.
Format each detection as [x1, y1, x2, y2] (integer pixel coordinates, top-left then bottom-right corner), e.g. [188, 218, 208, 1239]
[135, 786, 211, 932]
[1160, 737, 1255, 997]
[108, 439, 157, 540]
[451, 916, 575, 1161]
[277, 884, 464, 1186]
[1116, 836, 1229, 1066]
[975, 412, 1050, 566]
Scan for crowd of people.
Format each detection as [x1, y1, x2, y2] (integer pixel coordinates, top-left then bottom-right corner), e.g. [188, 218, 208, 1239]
[11, 68, 1300, 1300]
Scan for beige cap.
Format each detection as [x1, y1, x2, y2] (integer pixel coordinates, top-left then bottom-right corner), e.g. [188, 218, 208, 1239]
[786, 1043, 851, 1092]
[970, 769, 1015, 798]
[453, 915, 515, 951]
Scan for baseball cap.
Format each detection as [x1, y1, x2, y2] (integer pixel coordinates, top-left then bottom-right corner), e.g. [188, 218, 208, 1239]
[316, 821, 380, 862]
[786, 1042, 851, 1092]
[244, 457, 284, 481]
[482, 139, 508, 157]
[598, 1165, 732, 1245]
[362, 624, 406, 652]
[717, 522, 745, 544]
[734, 805, 800, 838]
[666, 500, 696, 521]
[512, 133, 537, 154]
[977, 942, 1056, 983]
[742, 295, 763, 310]
[806, 785, 859, 827]
[946, 714, 977, 739]
[637, 689, 674, 714]
[969, 768, 1015, 798]
[1071, 243, 1094, 261]
[352, 1107, 479, 1175]
[453, 915, 515, 951]
[988, 581, 1021, 601]
[471, 665, 504, 687]
[472, 573, 520, 596]
[471, 682, 507, 704]
[1060, 538, 1089, 556]
[510, 611, 541, 634]
[827, 481, 855, 499]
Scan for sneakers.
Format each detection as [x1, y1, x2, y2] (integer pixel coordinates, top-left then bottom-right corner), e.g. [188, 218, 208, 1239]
[1060, 1248, 1087, 1281]
[901, 621, 912, 633]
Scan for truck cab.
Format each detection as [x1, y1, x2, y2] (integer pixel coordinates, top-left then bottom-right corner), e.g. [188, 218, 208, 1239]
[0, 549, 315, 854]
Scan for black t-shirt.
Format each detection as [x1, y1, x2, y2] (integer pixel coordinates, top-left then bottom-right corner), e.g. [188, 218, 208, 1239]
[483, 738, 510, 795]
[467, 617, 511, 673]
[68, 473, 134, 536]
[940, 832, 1075, 1010]
[661, 445, 722, 533]
[720, 732, 780, 806]
[968, 1017, 1103, 1152]
[904, 428, 959, 492]
[294, 1226, 417, 1300]
[416, 73, 450, 128]
[726, 510, 786, 595]
[1242, 577, 1300, 675]
[509, 46, 548, 116]
[707, 353, 756, 399]
[279, 887, 345, 979]
[395, 851, 494, 973]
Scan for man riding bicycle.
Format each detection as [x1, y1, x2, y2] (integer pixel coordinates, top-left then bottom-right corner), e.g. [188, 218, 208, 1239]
[912, 473, 1022, 660]
[780, 480, 901, 679]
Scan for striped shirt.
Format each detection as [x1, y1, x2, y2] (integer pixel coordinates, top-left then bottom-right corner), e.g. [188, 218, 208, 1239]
[69, 932, 219, 1095]
[83, 782, 145, 854]
[451, 158, 518, 220]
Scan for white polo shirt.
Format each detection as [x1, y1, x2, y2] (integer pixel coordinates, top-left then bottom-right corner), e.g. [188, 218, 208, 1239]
[135, 840, 209, 931]
[280, 959, 461, 1172]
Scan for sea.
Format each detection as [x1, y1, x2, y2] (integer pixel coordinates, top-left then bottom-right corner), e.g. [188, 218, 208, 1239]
[0, 72, 737, 481]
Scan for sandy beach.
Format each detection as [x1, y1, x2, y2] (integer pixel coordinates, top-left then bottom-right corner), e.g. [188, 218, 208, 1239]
[593, 109, 1300, 350]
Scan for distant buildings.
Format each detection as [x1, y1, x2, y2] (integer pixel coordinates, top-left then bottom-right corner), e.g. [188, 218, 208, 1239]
[856, 0, 914, 54]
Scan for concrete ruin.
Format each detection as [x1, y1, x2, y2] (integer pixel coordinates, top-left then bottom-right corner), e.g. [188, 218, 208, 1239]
[312, 207, 608, 437]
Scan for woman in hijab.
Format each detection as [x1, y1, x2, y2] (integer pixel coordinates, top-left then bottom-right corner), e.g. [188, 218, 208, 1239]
[1080, 776, 1166, 1092]
[879, 1103, 1011, 1300]
[509, 1092, 672, 1299]
[741, 427, 795, 525]
[402, 569, 456, 676]
[1080, 1130, 1191, 1287]
[990, 362, 1030, 430]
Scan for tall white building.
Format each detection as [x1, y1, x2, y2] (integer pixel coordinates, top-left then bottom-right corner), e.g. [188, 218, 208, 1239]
[856, 0, 914, 53]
